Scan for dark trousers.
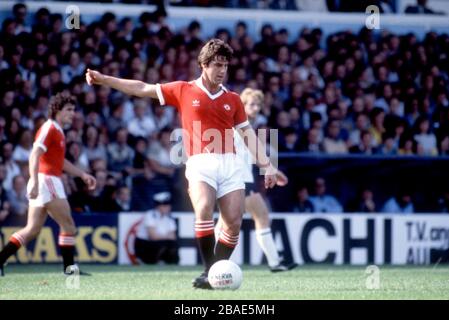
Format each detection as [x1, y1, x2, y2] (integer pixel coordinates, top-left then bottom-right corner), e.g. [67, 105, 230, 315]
[134, 237, 179, 264]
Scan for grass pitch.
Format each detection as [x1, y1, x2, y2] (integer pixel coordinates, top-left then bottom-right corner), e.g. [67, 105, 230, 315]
[0, 264, 448, 300]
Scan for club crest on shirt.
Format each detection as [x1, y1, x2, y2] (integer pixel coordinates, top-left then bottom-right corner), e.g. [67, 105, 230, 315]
[192, 99, 200, 107]
[223, 104, 231, 111]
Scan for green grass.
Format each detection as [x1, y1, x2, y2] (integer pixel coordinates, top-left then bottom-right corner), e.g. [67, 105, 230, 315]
[1, 264, 448, 300]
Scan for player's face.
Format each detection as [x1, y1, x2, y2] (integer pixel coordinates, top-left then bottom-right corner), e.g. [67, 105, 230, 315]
[203, 56, 228, 86]
[244, 96, 262, 120]
[59, 104, 76, 126]
[158, 204, 171, 214]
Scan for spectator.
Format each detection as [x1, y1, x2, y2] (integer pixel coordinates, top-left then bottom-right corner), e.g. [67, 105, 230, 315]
[323, 119, 348, 154]
[1, 142, 20, 190]
[5, 119, 22, 146]
[147, 127, 178, 179]
[0, 164, 11, 222]
[12, 129, 32, 166]
[440, 135, 449, 156]
[134, 192, 179, 264]
[347, 187, 377, 213]
[89, 169, 108, 202]
[132, 137, 149, 175]
[348, 113, 370, 148]
[297, 96, 315, 131]
[114, 185, 132, 212]
[152, 103, 175, 132]
[68, 176, 96, 214]
[127, 99, 157, 139]
[61, 51, 86, 84]
[83, 125, 107, 163]
[309, 177, 343, 213]
[94, 180, 122, 213]
[292, 185, 314, 213]
[0, 117, 7, 143]
[12, 3, 31, 34]
[66, 141, 90, 172]
[0, 45, 9, 71]
[405, 0, 445, 14]
[398, 135, 415, 155]
[107, 99, 127, 136]
[349, 130, 376, 154]
[369, 107, 386, 147]
[300, 127, 324, 153]
[6, 175, 28, 221]
[107, 127, 135, 174]
[405, 97, 421, 127]
[279, 127, 301, 152]
[130, 161, 157, 211]
[413, 116, 438, 156]
[378, 132, 398, 155]
[382, 190, 414, 214]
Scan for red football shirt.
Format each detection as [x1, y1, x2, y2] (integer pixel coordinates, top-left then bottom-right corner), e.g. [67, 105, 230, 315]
[156, 78, 249, 157]
[34, 119, 65, 177]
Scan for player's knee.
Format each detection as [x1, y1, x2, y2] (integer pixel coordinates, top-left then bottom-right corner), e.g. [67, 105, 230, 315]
[256, 210, 270, 225]
[196, 200, 215, 218]
[225, 218, 242, 233]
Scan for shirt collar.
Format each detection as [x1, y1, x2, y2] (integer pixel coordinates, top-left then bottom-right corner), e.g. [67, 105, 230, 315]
[194, 77, 227, 100]
[51, 120, 64, 133]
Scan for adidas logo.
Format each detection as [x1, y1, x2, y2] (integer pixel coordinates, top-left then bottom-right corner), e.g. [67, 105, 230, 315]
[192, 100, 200, 107]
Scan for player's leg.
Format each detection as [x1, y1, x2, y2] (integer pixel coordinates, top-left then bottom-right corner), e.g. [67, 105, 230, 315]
[188, 181, 217, 289]
[45, 198, 77, 274]
[246, 192, 281, 267]
[246, 192, 297, 272]
[188, 181, 217, 272]
[216, 189, 245, 261]
[0, 206, 47, 275]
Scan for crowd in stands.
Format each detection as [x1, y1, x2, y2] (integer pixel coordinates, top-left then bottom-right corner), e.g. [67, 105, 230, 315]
[0, 3, 448, 221]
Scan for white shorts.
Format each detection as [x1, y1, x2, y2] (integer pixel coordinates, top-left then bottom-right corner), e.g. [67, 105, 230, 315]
[27, 173, 66, 207]
[185, 153, 245, 199]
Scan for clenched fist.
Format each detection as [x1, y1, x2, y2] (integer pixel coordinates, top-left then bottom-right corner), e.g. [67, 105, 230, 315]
[85, 68, 105, 86]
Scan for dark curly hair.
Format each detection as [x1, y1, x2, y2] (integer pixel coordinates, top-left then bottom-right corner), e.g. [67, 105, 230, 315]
[48, 92, 76, 119]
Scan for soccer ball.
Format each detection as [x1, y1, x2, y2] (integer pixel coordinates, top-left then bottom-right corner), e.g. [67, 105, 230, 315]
[208, 260, 243, 290]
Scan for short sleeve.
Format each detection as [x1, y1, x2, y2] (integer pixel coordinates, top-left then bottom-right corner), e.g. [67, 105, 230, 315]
[233, 96, 249, 129]
[156, 81, 184, 110]
[144, 212, 156, 228]
[168, 218, 177, 233]
[33, 122, 54, 152]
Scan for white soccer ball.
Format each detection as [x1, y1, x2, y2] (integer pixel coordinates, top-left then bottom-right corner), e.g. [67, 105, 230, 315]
[208, 260, 243, 290]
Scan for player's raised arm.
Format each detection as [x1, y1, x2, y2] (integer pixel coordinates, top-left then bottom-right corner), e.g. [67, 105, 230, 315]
[85, 68, 158, 99]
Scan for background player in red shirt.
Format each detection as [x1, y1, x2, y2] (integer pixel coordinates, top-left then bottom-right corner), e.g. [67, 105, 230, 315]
[0, 92, 96, 276]
[86, 39, 279, 289]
